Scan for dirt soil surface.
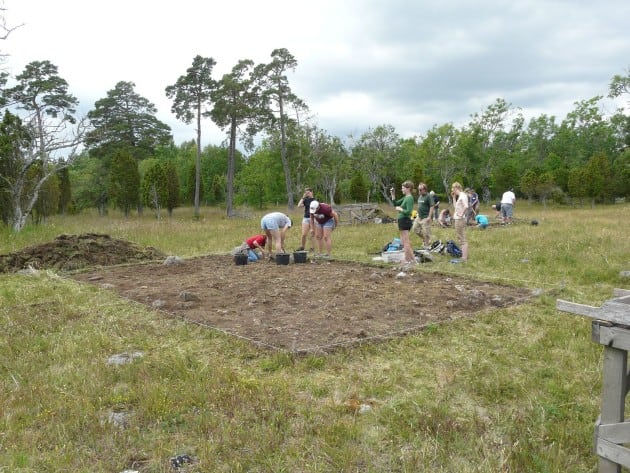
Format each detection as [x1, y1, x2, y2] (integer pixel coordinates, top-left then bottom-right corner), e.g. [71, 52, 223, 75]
[2, 234, 532, 353]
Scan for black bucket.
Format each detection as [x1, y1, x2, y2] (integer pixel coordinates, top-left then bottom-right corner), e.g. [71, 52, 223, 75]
[234, 253, 248, 265]
[275, 253, 290, 265]
[293, 251, 308, 263]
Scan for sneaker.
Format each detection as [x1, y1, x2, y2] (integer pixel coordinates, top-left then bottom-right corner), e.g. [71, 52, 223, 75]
[450, 259, 463, 264]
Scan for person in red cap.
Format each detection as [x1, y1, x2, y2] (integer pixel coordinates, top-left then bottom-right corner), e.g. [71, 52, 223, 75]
[309, 200, 339, 257]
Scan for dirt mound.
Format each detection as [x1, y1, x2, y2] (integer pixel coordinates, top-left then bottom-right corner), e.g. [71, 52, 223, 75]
[0, 233, 165, 273]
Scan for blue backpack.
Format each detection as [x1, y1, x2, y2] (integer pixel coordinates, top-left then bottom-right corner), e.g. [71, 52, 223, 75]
[446, 240, 462, 257]
[383, 237, 402, 252]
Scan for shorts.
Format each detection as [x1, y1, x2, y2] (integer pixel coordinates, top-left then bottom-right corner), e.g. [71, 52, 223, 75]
[501, 203, 513, 219]
[302, 217, 311, 225]
[398, 216, 413, 231]
[316, 219, 335, 229]
[261, 215, 279, 231]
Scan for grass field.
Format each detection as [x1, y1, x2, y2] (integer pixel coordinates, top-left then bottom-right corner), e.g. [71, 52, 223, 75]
[1, 202, 629, 472]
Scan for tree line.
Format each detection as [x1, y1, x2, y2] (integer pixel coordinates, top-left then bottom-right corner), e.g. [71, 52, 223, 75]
[0, 49, 628, 231]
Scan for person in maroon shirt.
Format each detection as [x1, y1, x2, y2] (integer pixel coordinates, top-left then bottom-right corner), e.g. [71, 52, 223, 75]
[309, 200, 339, 257]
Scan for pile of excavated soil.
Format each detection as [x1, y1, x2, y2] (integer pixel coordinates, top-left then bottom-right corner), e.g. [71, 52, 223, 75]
[0, 233, 165, 273]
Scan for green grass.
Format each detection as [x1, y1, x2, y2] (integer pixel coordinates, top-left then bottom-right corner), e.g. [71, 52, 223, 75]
[1, 202, 629, 472]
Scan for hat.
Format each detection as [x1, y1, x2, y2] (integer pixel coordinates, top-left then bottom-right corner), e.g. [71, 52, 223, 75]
[309, 200, 319, 213]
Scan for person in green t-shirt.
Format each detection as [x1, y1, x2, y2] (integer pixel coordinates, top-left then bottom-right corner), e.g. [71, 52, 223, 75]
[390, 180, 415, 266]
[412, 182, 436, 248]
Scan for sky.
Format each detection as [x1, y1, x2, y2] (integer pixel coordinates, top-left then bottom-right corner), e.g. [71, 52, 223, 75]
[3, 0, 629, 149]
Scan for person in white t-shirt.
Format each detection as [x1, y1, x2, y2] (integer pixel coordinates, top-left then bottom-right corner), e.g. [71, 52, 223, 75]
[500, 188, 516, 224]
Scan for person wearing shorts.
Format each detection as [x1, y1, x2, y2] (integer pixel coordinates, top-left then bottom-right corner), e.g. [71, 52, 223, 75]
[297, 188, 316, 252]
[500, 188, 516, 224]
[390, 181, 415, 266]
[260, 212, 292, 256]
[451, 182, 469, 262]
[309, 200, 339, 257]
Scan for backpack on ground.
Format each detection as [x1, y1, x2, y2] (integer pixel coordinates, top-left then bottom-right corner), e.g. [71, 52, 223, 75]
[382, 237, 402, 252]
[446, 240, 462, 258]
[429, 240, 445, 254]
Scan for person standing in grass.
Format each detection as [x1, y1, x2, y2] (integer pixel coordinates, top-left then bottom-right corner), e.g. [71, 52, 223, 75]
[390, 181, 415, 266]
[451, 182, 469, 262]
[501, 188, 516, 224]
[412, 182, 436, 249]
[296, 187, 316, 252]
[260, 212, 292, 256]
[309, 200, 339, 257]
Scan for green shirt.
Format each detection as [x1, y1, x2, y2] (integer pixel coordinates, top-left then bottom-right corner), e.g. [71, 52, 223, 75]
[417, 193, 435, 219]
[393, 194, 414, 219]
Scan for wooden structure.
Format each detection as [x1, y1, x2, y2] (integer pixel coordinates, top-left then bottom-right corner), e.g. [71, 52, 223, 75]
[333, 203, 381, 225]
[557, 289, 630, 473]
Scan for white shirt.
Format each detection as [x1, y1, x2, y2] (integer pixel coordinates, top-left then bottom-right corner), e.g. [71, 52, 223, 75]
[454, 192, 468, 220]
[501, 191, 515, 205]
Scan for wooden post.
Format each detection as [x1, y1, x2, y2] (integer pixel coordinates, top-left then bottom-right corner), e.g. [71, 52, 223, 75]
[557, 290, 630, 473]
[598, 336, 626, 473]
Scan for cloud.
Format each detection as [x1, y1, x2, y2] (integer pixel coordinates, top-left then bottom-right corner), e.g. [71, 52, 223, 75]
[3, 0, 628, 148]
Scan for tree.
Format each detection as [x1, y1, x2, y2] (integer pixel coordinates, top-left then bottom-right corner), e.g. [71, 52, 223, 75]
[165, 55, 217, 218]
[109, 149, 140, 217]
[349, 171, 369, 202]
[463, 98, 521, 201]
[86, 81, 172, 162]
[608, 69, 630, 101]
[350, 124, 401, 203]
[69, 152, 109, 214]
[583, 152, 612, 206]
[420, 123, 461, 201]
[610, 148, 630, 198]
[56, 164, 71, 214]
[0, 111, 31, 225]
[567, 166, 589, 205]
[1, 61, 87, 231]
[209, 59, 261, 217]
[255, 48, 308, 209]
[141, 159, 179, 218]
[303, 126, 347, 204]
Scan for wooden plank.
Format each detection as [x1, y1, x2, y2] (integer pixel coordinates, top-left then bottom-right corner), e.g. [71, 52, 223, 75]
[600, 346, 627, 435]
[557, 299, 604, 317]
[596, 437, 627, 471]
[557, 299, 630, 325]
[593, 325, 630, 351]
[599, 421, 630, 444]
[611, 291, 630, 302]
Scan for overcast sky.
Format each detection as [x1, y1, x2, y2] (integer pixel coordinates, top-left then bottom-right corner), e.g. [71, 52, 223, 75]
[3, 0, 629, 148]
